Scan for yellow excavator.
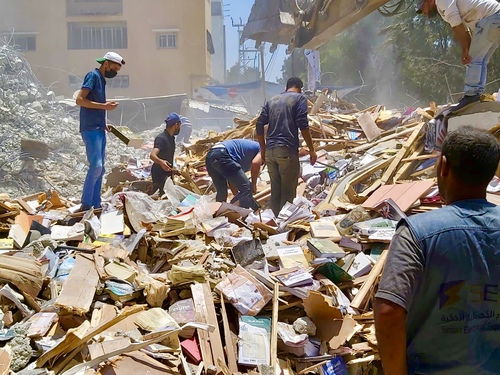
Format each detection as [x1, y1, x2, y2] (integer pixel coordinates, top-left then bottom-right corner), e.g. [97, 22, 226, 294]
[243, 0, 400, 50]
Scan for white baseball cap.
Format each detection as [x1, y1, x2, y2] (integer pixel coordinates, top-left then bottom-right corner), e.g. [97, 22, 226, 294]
[96, 52, 125, 65]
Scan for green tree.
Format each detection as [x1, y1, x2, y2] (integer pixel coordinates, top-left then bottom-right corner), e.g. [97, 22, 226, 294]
[226, 63, 260, 84]
[280, 9, 500, 107]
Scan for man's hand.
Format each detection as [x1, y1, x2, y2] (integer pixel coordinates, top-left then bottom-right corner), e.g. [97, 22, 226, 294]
[104, 101, 119, 111]
[261, 152, 266, 165]
[309, 150, 317, 165]
[105, 124, 113, 132]
[252, 184, 257, 194]
[161, 160, 172, 172]
[461, 49, 472, 65]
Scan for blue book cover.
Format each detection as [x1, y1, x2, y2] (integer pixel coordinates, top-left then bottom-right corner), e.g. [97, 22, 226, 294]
[321, 357, 348, 375]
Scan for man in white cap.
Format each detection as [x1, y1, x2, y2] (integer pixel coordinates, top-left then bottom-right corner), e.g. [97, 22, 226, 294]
[76, 52, 125, 211]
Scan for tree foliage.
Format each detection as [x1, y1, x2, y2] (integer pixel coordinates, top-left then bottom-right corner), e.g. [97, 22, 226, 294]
[280, 8, 500, 107]
[226, 63, 260, 84]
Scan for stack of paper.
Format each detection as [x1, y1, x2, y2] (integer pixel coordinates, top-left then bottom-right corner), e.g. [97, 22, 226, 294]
[277, 202, 315, 232]
[201, 216, 230, 237]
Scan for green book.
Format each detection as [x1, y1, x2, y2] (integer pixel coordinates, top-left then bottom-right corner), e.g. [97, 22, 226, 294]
[317, 261, 353, 283]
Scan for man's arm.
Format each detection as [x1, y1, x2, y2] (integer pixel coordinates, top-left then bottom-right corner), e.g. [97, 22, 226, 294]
[256, 134, 266, 164]
[300, 128, 317, 165]
[452, 24, 472, 64]
[76, 88, 118, 111]
[374, 299, 408, 375]
[374, 223, 425, 375]
[150, 148, 172, 172]
[250, 153, 262, 193]
[256, 102, 269, 163]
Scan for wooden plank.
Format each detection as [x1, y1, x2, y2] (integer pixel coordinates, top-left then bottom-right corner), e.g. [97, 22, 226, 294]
[202, 283, 226, 369]
[351, 124, 420, 153]
[357, 112, 381, 142]
[220, 298, 239, 374]
[270, 283, 279, 368]
[0, 254, 43, 297]
[37, 305, 146, 368]
[55, 255, 99, 315]
[191, 283, 214, 370]
[351, 249, 388, 310]
[380, 123, 424, 185]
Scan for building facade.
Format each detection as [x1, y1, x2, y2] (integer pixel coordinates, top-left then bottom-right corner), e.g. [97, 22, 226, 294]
[211, 0, 226, 84]
[0, 0, 214, 99]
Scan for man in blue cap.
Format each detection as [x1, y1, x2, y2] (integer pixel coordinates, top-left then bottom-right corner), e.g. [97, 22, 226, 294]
[150, 113, 182, 195]
[76, 51, 125, 211]
[417, 0, 500, 111]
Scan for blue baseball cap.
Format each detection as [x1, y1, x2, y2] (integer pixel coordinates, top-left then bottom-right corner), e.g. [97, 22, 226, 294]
[165, 112, 181, 127]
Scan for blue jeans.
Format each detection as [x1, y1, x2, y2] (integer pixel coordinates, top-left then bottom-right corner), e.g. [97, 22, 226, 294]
[266, 146, 299, 216]
[465, 12, 500, 95]
[206, 148, 259, 210]
[81, 130, 106, 209]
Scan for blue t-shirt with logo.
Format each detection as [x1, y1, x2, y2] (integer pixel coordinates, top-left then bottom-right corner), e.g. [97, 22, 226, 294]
[377, 200, 500, 374]
[79, 68, 106, 132]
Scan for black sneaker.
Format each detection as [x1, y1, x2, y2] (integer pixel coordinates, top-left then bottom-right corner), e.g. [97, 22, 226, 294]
[451, 94, 481, 112]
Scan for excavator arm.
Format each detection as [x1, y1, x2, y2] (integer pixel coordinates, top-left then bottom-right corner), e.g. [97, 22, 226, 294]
[242, 0, 392, 50]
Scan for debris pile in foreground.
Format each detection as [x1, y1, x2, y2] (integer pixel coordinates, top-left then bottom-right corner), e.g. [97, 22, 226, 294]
[3, 63, 500, 375]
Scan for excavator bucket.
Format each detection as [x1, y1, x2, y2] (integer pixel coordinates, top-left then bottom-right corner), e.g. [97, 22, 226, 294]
[243, 0, 391, 50]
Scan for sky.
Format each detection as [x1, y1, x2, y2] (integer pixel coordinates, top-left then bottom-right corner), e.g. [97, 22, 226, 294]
[224, 0, 287, 83]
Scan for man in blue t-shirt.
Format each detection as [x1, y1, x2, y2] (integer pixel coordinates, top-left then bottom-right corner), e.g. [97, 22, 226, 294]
[256, 77, 317, 216]
[205, 139, 261, 210]
[375, 127, 500, 374]
[76, 52, 125, 211]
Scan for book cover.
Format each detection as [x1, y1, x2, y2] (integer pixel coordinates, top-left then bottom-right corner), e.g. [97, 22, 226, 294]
[276, 245, 309, 268]
[317, 261, 353, 283]
[307, 238, 346, 259]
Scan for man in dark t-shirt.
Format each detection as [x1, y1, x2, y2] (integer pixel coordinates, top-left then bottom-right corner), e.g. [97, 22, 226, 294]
[256, 77, 317, 216]
[150, 113, 181, 195]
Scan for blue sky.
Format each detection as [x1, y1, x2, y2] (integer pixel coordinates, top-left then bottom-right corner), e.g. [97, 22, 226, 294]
[224, 0, 286, 83]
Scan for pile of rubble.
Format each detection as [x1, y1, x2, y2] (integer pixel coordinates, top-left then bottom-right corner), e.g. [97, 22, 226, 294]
[4, 50, 500, 374]
[0, 84, 458, 375]
[0, 46, 148, 200]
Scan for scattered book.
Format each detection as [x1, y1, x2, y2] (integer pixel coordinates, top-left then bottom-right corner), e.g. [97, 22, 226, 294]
[276, 245, 309, 269]
[273, 267, 314, 287]
[309, 219, 341, 241]
[348, 252, 373, 278]
[317, 261, 353, 283]
[238, 316, 271, 366]
[307, 238, 346, 259]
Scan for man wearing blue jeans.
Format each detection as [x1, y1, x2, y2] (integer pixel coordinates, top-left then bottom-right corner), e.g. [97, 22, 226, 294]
[76, 52, 125, 211]
[256, 77, 317, 216]
[418, 0, 500, 110]
[205, 139, 261, 210]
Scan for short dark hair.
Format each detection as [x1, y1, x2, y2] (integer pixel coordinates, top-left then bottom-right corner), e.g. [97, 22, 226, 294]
[442, 126, 500, 186]
[286, 77, 303, 91]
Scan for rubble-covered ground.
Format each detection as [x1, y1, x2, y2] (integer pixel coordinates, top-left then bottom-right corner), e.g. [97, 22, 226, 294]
[2, 45, 500, 375]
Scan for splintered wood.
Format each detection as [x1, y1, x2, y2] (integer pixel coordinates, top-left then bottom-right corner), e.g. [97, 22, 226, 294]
[55, 254, 99, 315]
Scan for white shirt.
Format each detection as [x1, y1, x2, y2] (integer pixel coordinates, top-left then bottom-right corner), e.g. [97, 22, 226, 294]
[436, 0, 500, 30]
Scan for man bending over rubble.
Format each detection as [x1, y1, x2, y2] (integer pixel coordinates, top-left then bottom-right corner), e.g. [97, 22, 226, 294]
[206, 139, 261, 210]
[76, 52, 125, 211]
[256, 77, 317, 216]
[417, 0, 500, 111]
[150, 113, 182, 196]
[374, 126, 500, 374]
